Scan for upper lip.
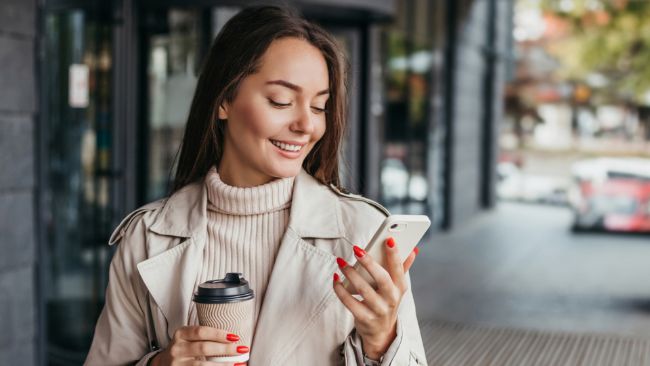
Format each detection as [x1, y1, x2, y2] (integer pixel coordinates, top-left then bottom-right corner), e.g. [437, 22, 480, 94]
[270, 139, 308, 146]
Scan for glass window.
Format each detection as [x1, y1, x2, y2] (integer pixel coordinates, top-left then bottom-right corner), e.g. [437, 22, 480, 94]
[43, 9, 113, 364]
[143, 7, 241, 202]
[380, 0, 434, 214]
[144, 9, 200, 201]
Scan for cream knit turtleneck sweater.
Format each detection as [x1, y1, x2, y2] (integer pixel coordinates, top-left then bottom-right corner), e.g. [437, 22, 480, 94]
[187, 166, 295, 336]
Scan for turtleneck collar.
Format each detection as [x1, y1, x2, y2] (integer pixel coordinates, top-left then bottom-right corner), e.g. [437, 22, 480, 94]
[205, 166, 295, 215]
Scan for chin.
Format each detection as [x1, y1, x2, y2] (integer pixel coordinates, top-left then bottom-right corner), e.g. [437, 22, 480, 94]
[268, 162, 303, 179]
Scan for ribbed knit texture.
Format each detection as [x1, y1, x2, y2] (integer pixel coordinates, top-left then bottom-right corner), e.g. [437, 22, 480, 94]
[188, 166, 295, 341]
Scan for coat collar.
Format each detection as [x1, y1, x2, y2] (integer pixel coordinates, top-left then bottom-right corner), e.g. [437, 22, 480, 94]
[137, 168, 351, 364]
[148, 168, 344, 240]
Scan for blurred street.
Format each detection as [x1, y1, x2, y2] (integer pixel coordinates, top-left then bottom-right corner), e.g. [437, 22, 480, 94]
[411, 202, 650, 338]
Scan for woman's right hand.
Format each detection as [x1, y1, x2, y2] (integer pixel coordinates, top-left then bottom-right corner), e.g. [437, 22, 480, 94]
[150, 325, 249, 366]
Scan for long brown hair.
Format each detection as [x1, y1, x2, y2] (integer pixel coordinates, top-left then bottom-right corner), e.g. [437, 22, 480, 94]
[171, 5, 348, 194]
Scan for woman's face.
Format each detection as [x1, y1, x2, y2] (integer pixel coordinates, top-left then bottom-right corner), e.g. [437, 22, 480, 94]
[218, 37, 330, 187]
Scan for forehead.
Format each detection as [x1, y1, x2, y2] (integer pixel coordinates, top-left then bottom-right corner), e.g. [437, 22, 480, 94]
[254, 37, 329, 91]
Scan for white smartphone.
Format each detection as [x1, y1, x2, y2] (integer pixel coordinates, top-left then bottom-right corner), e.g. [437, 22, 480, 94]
[342, 214, 431, 294]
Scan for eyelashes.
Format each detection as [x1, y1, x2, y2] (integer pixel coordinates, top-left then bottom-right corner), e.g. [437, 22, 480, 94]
[268, 99, 291, 107]
[268, 98, 326, 114]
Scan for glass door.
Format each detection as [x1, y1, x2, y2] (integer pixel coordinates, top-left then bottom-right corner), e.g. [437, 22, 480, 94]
[380, 0, 435, 215]
[42, 6, 113, 365]
[140, 6, 240, 202]
[142, 7, 201, 201]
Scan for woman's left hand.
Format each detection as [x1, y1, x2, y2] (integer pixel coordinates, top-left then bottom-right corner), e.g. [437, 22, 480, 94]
[332, 237, 419, 359]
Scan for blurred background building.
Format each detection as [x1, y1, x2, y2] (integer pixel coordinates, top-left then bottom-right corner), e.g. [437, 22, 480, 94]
[498, 0, 650, 233]
[0, 0, 515, 364]
[7, 0, 650, 364]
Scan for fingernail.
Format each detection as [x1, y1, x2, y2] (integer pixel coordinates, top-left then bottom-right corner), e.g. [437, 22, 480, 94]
[227, 333, 240, 342]
[386, 237, 395, 248]
[237, 345, 249, 354]
[353, 245, 366, 258]
[336, 257, 348, 269]
[414, 247, 419, 256]
[234, 363, 247, 366]
[333, 273, 340, 284]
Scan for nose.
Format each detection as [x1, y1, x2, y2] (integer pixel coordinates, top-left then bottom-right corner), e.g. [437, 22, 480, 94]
[290, 105, 316, 135]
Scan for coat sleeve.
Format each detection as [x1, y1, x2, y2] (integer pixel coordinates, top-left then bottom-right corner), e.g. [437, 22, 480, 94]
[341, 271, 428, 366]
[84, 212, 161, 366]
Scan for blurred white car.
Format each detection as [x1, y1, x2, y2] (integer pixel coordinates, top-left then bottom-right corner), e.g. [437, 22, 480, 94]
[497, 162, 568, 205]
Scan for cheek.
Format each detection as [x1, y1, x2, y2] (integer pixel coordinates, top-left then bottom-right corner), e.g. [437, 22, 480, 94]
[231, 101, 277, 138]
[314, 117, 327, 141]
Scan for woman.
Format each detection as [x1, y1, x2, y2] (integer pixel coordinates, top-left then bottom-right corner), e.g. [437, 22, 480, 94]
[85, 5, 427, 366]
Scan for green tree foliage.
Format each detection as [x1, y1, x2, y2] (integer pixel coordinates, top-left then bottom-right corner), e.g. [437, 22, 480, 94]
[541, 0, 650, 103]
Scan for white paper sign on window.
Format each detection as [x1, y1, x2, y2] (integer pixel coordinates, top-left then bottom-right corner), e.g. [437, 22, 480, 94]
[69, 64, 89, 108]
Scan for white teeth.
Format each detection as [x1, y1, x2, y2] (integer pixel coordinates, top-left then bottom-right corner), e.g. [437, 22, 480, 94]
[271, 140, 302, 152]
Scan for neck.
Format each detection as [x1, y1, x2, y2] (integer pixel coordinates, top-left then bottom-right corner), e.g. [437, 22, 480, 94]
[218, 158, 275, 188]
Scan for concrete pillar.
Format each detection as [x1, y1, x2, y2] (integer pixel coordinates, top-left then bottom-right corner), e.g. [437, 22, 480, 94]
[0, 0, 38, 364]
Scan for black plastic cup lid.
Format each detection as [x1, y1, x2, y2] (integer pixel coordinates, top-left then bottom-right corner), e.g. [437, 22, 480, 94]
[192, 272, 255, 304]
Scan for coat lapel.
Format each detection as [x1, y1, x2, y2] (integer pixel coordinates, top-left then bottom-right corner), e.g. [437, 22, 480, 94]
[250, 170, 346, 364]
[136, 182, 209, 340]
[136, 237, 204, 340]
[135, 170, 350, 362]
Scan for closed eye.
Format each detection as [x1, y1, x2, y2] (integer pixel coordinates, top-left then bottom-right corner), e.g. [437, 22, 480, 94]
[268, 99, 291, 108]
[270, 98, 326, 114]
[311, 106, 326, 114]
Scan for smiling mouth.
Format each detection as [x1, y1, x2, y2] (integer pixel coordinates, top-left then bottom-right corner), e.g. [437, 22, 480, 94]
[269, 139, 304, 152]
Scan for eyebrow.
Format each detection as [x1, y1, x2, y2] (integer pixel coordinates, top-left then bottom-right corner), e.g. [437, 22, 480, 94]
[266, 80, 329, 96]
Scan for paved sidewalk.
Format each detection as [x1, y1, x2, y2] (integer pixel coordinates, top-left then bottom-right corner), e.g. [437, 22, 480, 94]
[420, 320, 650, 365]
[408, 202, 650, 363]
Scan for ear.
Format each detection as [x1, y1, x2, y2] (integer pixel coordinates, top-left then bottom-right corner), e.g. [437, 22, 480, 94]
[218, 103, 229, 120]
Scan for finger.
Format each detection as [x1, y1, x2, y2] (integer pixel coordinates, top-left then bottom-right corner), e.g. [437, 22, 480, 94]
[173, 326, 241, 343]
[183, 361, 247, 366]
[351, 245, 394, 296]
[403, 248, 417, 272]
[174, 341, 249, 358]
[336, 256, 386, 314]
[333, 272, 375, 320]
[384, 237, 407, 293]
[196, 360, 248, 366]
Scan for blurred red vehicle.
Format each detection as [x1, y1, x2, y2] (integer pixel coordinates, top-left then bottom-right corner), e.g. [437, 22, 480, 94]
[569, 158, 650, 232]
[571, 178, 650, 232]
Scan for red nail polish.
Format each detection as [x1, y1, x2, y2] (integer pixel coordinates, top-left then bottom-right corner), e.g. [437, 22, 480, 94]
[333, 273, 340, 283]
[237, 345, 249, 354]
[227, 333, 240, 342]
[353, 245, 366, 258]
[386, 237, 395, 248]
[234, 363, 247, 366]
[336, 257, 348, 268]
[414, 247, 419, 255]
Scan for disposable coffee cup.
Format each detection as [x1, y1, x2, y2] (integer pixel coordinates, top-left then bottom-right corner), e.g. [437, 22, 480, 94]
[192, 272, 255, 363]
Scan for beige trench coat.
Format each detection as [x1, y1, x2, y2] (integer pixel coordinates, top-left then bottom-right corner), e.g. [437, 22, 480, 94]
[85, 169, 427, 365]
